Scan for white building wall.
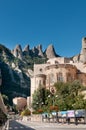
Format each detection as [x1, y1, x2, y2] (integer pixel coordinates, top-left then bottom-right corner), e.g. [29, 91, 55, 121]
[31, 77, 36, 102]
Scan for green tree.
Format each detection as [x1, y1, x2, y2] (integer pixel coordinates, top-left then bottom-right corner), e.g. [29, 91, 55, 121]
[32, 85, 50, 111]
[54, 80, 86, 110]
[21, 108, 31, 116]
[69, 80, 82, 97]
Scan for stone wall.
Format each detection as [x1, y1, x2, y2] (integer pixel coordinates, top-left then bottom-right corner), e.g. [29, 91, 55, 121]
[22, 114, 42, 122]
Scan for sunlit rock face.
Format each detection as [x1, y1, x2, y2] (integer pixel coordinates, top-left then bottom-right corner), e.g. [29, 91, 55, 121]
[45, 44, 57, 59]
[12, 43, 59, 59]
[36, 44, 44, 57]
[79, 37, 86, 63]
[13, 44, 23, 60]
[23, 44, 30, 55]
[73, 37, 86, 63]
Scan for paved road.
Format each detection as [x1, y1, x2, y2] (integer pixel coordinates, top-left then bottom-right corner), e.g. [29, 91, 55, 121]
[9, 120, 86, 130]
[9, 120, 34, 130]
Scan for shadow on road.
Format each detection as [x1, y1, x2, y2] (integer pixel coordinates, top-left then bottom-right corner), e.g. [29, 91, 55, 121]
[9, 120, 35, 130]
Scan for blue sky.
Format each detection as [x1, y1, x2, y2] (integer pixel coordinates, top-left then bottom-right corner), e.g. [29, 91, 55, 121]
[0, 0, 86, 57]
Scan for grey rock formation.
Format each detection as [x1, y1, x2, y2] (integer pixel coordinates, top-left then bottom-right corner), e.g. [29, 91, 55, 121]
[8, 66, 15, 82]
[36, 44, 44, 57]
[73, 54, 79, 63]
[45, 44, 56, 59]
[15, 67, 27, 88]
[73, 37, 86, 63]
[23, 45, 30, 55]
[32, 46, 38, 56]
[79, 37, 86, 63]
[32, 46, 36, 53]
[12, 43, 58, 59]
[13, 44, 23, 59]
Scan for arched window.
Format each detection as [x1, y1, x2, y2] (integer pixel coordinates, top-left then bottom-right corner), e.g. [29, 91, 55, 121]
[57, 72, 63, 81]
[39, 80, 41, 85]
[50, 73, 55, 83]
[46, 76, 49, 84]
[67, 73, 72, 82]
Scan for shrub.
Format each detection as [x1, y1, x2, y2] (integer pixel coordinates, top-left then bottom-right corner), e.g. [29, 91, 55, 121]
[32, 109, 43, 114]
[37, 108, 43, 113]
[49, 106, 58, 111]
[21, 108, 31, 116]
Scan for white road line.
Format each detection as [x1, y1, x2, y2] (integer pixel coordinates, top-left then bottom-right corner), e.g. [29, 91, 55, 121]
[14, 126, 18, 129]
[20, 126, 24, 128]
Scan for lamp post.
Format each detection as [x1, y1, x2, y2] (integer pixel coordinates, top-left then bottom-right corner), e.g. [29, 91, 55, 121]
[48, 87, 58, 106]
[36, 102, 44, 110]
[48, 94, 58, 106]
[48, 93, 58, 123]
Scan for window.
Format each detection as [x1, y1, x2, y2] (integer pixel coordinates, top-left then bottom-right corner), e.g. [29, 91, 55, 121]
[39, 68, 42, 72]
[39, 80, 41, 85]
[46, 75, 49, 84]
[67, 73, 72, 82]
[50, 73, 55, 83]
[57, 72, 63, 81]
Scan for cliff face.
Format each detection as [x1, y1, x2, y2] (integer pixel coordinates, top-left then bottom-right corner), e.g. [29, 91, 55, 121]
[0, 43, 58, 104]
[13, 44, 23, 60]
[73, 37, 86, 63]
[44, 44, 58, 58]
[1, 37, 86, 105]
[0, 44, 30, 105]
[12, 44, 59, 59]
[79, 37, 86, 63]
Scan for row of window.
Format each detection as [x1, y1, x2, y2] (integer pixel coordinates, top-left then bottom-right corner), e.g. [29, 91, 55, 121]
[36, 72, 75, 86]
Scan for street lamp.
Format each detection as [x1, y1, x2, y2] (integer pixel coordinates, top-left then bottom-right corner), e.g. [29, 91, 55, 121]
[36, 102, 44, 108]
[48, 94, 58, 123]
[48, 94, 58, 107]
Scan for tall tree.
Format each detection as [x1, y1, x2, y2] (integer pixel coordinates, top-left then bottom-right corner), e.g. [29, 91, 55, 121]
[32, 85, 50, 111]
[54, 80, 86, 110]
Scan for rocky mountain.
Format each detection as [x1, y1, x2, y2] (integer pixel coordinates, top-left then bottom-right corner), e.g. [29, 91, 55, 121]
[12, 44, 59, 59]
[0, 43, 59, 105]
[44, 44, 59, 58]
[1, 37, 86, 105]
[73, 37, 86, 63]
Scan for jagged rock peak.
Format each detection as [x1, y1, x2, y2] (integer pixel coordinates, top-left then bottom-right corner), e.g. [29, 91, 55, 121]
[13, 44, 23, 59]
[73, 37, 86, 63]
[36, 44, 42, 50]
[36, 44, 44, 57]
[45, 44, 56, 59]
[15, 44, 22, 51]
[0, 44, 14, 59]
[23, 45, 30, 54]
[79, 37, 86, 63]
[32, 46, 36, 52]
[81, 37, 86, 54]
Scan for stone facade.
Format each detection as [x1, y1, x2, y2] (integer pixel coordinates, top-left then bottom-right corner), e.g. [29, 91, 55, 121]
[30, 57, 86, 104]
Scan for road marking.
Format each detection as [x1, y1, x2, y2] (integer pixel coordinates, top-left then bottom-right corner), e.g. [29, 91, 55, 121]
[20, 126, 24, 128]
[14, 126, 18, 129]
